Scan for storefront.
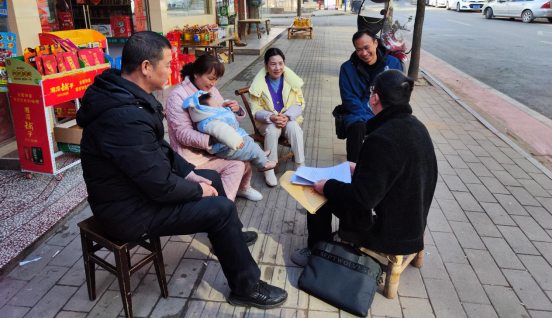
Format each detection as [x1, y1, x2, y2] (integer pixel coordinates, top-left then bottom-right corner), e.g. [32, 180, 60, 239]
[0, 0, 17, 163]
[0, 0, 221, 168]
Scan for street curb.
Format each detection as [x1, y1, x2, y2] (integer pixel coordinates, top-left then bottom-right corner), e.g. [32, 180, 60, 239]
[0, 198, 89, 279]
[422, 50, 552, 130]
[420, 67, 552, 180]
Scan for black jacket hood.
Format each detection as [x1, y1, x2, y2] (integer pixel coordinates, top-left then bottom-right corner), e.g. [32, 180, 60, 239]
[77, 69, 161, 128]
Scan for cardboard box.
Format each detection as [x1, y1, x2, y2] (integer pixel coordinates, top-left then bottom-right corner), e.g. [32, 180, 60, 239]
[91, 25, 113, 37]
[110, 16, 132, 38]
[54, 119, 82, 145]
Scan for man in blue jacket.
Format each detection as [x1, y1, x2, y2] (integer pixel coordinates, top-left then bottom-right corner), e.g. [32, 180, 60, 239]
[339, 29, 402, 162]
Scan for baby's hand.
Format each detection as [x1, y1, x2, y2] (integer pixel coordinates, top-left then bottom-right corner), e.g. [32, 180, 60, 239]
[238, 142, 245, 149]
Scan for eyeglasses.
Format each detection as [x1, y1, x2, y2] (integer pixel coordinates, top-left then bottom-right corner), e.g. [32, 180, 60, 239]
[369, 86, 375, 94]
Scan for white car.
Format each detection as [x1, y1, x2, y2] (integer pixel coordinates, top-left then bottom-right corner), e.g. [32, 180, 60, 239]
[482, 0, 552, 23]
[427, 0, 447, 7]
[447, 0, 486, 11]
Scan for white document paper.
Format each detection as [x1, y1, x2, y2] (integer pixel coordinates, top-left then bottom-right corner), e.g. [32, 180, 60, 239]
[293, 161, 351, 184]
[290, 174, 314, 186]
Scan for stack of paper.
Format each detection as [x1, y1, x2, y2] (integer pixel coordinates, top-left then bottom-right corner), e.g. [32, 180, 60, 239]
[291, 161, 351, 186]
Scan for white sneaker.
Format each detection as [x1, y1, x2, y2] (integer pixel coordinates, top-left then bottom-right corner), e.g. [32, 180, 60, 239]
[295, 162, 305, 170]
[264, 170, 278, 187]
[237, 187, 263, 201]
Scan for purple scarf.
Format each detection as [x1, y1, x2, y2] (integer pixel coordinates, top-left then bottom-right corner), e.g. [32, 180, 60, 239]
[265, 74, 284, 112]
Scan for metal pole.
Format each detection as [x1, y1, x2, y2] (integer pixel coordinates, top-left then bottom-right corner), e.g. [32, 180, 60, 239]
[297, 0, 302, 16]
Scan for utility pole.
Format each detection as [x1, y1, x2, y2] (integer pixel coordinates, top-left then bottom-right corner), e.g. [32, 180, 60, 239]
[408, 0, 425, 81]
[297, 0, 302, 16]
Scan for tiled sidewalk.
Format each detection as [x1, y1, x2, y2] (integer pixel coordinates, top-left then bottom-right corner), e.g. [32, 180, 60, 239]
[1, 27, 552, 317]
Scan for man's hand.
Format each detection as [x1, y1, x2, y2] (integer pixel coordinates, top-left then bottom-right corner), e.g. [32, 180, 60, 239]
[200, 183, 218, 197]
[313, 179, 327, 195]
[223, 100, 240, 113]
[186, 171, 213, 185]
[349, 162, 356, 175]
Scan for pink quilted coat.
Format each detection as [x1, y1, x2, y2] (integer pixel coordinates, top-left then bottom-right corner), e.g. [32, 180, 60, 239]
[165, 76, 252, 201]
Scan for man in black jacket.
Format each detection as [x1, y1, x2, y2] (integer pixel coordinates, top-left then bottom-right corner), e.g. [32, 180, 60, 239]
[77, 31, 287, 309]
[292, 70, 438, 266]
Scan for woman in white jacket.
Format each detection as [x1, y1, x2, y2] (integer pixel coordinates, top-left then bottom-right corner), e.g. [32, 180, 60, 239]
[249, 48, 306, 186]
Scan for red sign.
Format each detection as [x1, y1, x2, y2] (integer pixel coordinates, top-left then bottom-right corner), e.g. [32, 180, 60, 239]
[91, 0, 102, 5]
[42, 67, 109, 106]
[9, 84, 54, 174]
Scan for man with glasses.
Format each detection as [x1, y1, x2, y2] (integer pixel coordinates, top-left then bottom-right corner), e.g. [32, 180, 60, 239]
[338, 29, 402, 163]
[292, 70, 437, 267]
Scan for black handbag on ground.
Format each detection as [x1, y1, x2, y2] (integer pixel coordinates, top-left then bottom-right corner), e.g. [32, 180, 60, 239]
[298, 241, 383, 317]
[332, 105, 348, 140]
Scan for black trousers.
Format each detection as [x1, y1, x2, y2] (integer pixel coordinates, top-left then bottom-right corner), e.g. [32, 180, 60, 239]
[346, 121, 367, 163]
[307, 201, 339, 249]
[147, 170, 260, 295]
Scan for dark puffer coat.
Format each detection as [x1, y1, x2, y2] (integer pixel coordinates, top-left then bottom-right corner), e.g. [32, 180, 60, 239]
[77, 69, 203, 241]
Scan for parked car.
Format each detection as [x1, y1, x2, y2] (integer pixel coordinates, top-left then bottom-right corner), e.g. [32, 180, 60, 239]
[427, 0, 447, 7]
[482, 0, 552, 23]
[447, 0, 486, 11]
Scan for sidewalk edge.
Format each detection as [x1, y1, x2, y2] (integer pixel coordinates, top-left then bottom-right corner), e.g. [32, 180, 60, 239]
[0, 198, 89, 280]
[421, 50, 552, 129]
[420, 67, 552, 180]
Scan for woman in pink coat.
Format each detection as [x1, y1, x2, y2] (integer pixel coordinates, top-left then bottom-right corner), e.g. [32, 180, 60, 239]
[166, 55, 262, 202]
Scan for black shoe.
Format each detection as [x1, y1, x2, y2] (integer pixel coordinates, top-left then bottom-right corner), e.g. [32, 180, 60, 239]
[243, 231, 258, 246]
[227, 280, 288, 309]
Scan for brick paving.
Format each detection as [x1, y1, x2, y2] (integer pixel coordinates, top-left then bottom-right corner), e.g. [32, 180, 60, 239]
[1, 26, 552, 317]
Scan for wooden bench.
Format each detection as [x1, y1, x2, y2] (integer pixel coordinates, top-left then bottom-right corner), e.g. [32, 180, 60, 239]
[238, 19, 271, 40]
[78, 216, 168, 318]
[288, 24, 313, 40]
[235, 87, 294, 173]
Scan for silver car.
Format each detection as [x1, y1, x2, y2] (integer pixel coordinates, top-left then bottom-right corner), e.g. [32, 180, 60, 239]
[482, 0, 552, 23]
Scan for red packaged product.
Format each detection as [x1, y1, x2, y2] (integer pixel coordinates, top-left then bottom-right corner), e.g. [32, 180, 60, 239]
[41, 55, 58, 75]
[35, 55, 45, 75]
[78, 50, 94, 67]
[62, 51, 80, 70]
[170, 41, 179, 60]
[55, 53, 67, 73]
[169, 61, 182, 86]
[110, 16, 132, 38]
[90, 48, 105, 65]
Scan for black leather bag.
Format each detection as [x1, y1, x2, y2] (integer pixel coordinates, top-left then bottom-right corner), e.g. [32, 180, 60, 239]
[298, 241, 383, 317]
[332, 105, 348, 140]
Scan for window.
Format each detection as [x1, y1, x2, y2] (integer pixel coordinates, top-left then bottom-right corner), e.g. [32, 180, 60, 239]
[167, 0, 210, 17]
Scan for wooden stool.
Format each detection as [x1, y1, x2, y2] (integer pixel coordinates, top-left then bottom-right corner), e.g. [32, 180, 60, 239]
[359, 248, 424, 299]
[78, 216, 168, 318]
[288, 25, 314, 40]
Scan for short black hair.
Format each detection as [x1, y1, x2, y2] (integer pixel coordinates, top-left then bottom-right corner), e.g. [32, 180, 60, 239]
[198, 93, 212, 105]
[121, 31, 171, 75]
[264, 48, 285, 64]
[372, 70, 414, 108]
[352, 29, 377, 45]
